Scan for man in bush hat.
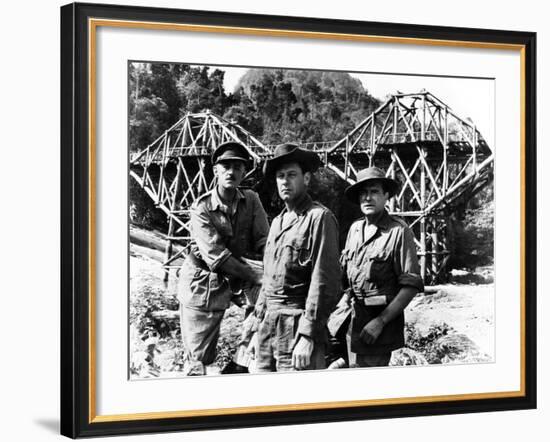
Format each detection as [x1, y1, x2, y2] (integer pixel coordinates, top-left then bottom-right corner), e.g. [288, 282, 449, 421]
[339, 166, 424, 367]
[177, 141, 269, 375]
[250, 143, 341, 371]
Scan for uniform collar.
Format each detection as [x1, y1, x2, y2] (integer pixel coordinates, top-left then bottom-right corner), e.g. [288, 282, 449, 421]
[211, 187, 245, 211]
[273, 192, 313, 242]
[280, 191, 313, 217]
[371, 209, 392, 231]
[358, 209, 391, 245]
[363, 209, 391, 229]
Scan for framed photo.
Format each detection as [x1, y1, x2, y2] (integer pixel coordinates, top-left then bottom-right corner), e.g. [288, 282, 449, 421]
[60, 2, 536, 438]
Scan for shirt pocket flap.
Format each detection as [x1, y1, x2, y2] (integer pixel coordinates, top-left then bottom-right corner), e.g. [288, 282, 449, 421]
[368, 251, 392, 282]
[284, 237, 311, 267]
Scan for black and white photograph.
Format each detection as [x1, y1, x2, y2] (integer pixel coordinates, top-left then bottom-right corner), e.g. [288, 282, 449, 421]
[128, 62, 495, 379]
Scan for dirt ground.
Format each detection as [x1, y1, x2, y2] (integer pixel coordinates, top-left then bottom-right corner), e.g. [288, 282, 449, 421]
[129, 241, 495, 379]
[406, 285, 494, 360]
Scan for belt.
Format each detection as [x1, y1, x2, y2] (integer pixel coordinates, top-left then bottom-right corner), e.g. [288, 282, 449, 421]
[265, 298, 306, 310]
[354, 294, 389, 306]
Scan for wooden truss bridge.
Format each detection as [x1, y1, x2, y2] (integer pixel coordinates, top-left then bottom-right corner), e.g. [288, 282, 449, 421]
[130, 91, 493, 284]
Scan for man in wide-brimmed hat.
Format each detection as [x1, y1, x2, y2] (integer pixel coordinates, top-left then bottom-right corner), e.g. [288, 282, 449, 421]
[338, 166, 424, 367]
[250, 143, 341, 371]
[177, 141, 269, 375]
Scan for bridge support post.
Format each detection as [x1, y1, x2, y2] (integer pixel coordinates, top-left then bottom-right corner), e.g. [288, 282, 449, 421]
[198, 158, 207, 195]
[163, 221, 175, 283]
[420, 145, 427, 281]
[389, 162, 396, 213]
[431, 226, 439, 281]
[163, 162, 183, 283]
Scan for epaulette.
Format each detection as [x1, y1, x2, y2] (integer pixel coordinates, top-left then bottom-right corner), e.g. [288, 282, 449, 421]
[240, 188, 257, 200]
[240, 188, 254, 195]
[310, 201, 333, 218]
[311, 200, 328, 210]
[192, 190, 214, 208]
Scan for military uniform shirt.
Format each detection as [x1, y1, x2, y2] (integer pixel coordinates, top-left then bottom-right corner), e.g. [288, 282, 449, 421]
[178, 188, 269, 312]
[255, 192, 341, 343]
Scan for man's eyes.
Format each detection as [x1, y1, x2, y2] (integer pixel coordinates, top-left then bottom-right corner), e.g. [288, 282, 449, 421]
[361, 189, 382, 197]
[221, 164, 242, 171]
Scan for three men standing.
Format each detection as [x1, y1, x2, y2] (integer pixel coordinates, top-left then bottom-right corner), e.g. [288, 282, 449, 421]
[178, 141, 421, 374]
[177, 141, 269, 375]
[252, 144, 341, 371]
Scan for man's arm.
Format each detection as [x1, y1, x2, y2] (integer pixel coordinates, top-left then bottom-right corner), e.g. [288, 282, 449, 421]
[190, 205, 261, 285]
[219, 256, 262, 285]
[360, 286, 418, 344]
[337, 225, 356, 307]
[293, 211, 341, 369]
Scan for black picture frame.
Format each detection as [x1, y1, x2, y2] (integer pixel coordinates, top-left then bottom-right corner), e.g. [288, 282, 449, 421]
[60, 2, 537, 438]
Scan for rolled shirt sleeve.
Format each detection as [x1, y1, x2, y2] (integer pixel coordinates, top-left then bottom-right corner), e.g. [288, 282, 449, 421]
[394, 225, 424, 293]
[296, 211, 341, 340]
[189, 204, 232, 271]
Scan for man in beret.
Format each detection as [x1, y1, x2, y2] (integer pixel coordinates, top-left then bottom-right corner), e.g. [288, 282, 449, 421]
[177, 141, 269, 375]
[340, 167, 424, 367]
[251, 144, 341, 371]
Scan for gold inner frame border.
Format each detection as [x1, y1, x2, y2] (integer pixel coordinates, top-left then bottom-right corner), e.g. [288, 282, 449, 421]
[87, 17, 527, 424]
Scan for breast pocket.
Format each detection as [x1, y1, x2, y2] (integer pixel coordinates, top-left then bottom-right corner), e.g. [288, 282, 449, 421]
[340, 248, 363, 290]
[342, 249, 357, 284]
[349, 262, 364, 296]
[282, 237, 311, 285]
[367, 252, 393, 285]
[284, 237, 311, 266]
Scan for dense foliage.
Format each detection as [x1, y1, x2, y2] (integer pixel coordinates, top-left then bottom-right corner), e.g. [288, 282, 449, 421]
[448, 185, 494, 269]
[128, 64, 379, 152]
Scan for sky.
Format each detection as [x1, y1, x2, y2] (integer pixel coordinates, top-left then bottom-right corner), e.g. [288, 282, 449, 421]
[220, 66, 494, 146]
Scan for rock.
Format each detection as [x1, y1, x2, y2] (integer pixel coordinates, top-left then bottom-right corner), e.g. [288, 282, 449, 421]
[390, 348, 429, 366]
[435, 333, 490, 363]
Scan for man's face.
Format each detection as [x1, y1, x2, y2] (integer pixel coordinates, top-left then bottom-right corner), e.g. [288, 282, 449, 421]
[358, 181, 389, 217]
[275, 162, 310, 203]
[214, 160, 246, 191]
